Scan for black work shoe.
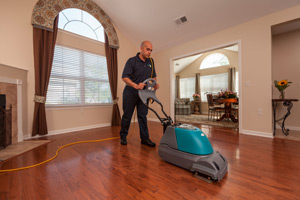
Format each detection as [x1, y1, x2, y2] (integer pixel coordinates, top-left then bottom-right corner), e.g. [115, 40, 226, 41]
[141, 139, 156, 147]
[120, 137, 127, 145]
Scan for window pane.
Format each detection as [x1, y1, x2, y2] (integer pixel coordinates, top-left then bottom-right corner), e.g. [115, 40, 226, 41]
[200, 53, 230, 69]
[82, 11, 101, 30]
[62, 8, 81, 21]
[85, 81, 112, 104]
[200, 73, 228, 102]
[99, 82, 112, 103]
[95, 27, 105, 43]
[64, 21, 97, 40]
[47, 78, 64, 104]
[180, 77, 195, 101]
[58, 12, 68, 29]
[63, 79, 81, 104]
[58, 8, 105, 42]
[83, 52, 107, 80]
[85, 81, 100, 103]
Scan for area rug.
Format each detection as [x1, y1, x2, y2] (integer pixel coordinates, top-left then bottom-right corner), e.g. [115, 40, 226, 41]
[175, 114, 239, 129]
[0, 140, 51, 162]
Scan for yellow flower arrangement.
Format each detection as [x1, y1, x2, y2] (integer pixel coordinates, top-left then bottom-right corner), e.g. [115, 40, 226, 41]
[274, 79, 292, 92]
[274, 79, 292, 99]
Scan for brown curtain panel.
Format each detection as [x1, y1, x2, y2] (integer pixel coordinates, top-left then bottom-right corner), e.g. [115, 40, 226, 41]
[195, 73, 202, 113]
[32, 17, 59, 136]
[195, 73, 201, 96]
[228, 67, 236, 92]
[175, 76, 180, 98]
[105, 34, 121, 126]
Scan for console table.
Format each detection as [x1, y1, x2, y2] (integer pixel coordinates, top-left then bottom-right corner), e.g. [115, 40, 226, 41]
[272, 99, 299, 136]
[192, 100, 201, 115]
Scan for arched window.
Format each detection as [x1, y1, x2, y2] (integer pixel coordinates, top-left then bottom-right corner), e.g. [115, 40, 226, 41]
[46, 8, 111, 106]
[58, 8, 105, 42]
[200, 53, 230, 69]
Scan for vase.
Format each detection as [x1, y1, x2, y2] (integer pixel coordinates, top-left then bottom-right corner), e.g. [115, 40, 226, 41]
[279, 91, 285, 99]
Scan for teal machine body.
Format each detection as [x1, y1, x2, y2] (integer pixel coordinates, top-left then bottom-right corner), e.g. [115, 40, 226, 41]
[138, 78, 228, 182]
[175, 126, 213, 155]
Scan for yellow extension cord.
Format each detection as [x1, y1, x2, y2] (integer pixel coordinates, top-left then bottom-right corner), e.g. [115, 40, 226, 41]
[0, 110, 138, 173]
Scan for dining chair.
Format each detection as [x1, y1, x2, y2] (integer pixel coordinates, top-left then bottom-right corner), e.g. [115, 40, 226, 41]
[206, 94, 225, 121]
[231, 101, 239, 120]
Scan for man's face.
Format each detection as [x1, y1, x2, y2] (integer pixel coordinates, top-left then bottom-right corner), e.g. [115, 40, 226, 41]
[140, 42, 153, 59]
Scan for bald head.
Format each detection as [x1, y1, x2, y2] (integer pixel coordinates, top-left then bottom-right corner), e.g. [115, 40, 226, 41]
[139, 41, 153, 61]
[140, 41, 152, 48]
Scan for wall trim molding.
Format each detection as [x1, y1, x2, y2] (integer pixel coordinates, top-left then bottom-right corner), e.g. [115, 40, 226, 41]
[240, 129, 273, 138]
[25, 123, 111, 139]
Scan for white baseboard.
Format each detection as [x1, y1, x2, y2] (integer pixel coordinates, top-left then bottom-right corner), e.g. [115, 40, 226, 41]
[25, 123, 111, 140]
[130, 118, 160, 123]
[148, 118, 160, 122]
[240, 129, 273, 138]
[276, 125, 300, 131]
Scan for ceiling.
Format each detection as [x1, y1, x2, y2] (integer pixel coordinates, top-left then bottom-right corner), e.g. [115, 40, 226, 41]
[94, 0, 300, 52]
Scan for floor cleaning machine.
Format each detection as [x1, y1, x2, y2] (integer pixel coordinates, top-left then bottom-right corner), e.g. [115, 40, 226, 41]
[138, 78, 228, 182]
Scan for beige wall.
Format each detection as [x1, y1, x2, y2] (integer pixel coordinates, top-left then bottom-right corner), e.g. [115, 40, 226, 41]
[272, 30, 300, 129]
[0, 0, 137, 138]
[153, 5, 300, 136]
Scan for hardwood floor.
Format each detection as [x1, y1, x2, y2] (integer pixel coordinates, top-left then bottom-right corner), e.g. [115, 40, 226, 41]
[0, 122, 300, 200]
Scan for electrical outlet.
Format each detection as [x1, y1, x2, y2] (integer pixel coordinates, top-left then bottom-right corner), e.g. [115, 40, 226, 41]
[257, 109, 262, 116]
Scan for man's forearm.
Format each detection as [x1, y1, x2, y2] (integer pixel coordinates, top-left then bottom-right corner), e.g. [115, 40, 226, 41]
[122, 77, 137, 88]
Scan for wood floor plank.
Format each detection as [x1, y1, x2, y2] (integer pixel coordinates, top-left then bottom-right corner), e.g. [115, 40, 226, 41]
[1, 122, 300, 199]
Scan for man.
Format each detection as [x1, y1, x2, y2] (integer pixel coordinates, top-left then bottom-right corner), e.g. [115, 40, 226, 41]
[120, 41, 159, 147]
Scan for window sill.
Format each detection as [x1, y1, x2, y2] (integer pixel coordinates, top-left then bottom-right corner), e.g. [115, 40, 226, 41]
[46, 103, 113, 110]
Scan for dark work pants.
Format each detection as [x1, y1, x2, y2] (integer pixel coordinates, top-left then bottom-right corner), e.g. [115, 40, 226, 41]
[120, 86, 149, 140]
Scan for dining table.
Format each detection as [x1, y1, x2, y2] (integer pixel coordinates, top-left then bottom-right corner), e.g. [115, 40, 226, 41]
[214, 98, 238, 122]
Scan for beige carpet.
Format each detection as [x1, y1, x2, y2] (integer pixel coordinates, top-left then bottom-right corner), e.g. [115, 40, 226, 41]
[175, 114, 239, 129]
[0, 140, 51, 162]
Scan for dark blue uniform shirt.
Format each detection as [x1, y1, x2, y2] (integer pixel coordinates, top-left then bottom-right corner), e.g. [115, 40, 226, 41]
[122, 53, 156, 84]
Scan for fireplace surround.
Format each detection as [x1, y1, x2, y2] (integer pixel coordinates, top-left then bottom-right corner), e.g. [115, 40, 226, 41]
[0, 77, 23, 144]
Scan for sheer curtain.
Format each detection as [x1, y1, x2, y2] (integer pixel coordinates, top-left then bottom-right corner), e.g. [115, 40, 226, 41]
[105, 34, 121, 126]
[180, 77, 195, 100]
[32, 17, 59, 136]
[200, 73, 228, 102]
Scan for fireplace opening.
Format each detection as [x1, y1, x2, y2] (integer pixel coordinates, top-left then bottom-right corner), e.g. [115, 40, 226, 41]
[0, 94, 12, 150]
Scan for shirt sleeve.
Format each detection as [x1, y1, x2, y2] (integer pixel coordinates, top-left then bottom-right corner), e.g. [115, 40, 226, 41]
[122, 59, 133, 79]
